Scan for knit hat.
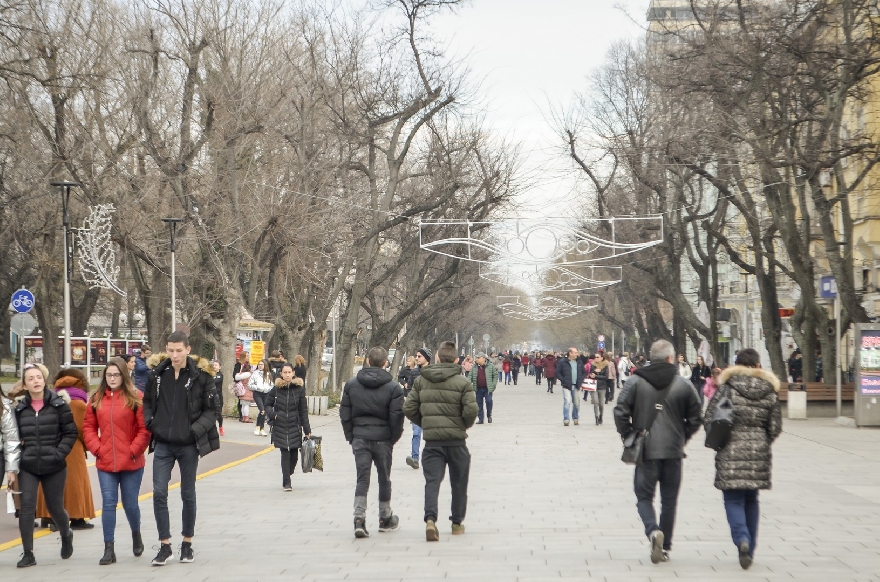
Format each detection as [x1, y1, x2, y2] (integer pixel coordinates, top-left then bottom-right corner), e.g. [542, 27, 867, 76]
[417, 347, 433, 362]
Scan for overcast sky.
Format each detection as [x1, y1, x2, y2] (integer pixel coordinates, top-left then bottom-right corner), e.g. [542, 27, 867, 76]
[428, 0, 649, 212]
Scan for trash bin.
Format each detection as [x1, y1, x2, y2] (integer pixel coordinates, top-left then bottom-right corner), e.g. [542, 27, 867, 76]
[788, 384, 807, 420]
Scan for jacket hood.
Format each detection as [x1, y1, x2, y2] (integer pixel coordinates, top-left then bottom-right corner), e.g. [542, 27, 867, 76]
[356, 367, 394, 388]
[545, 354, 556, 362]
[420, 363, 463, 383]
[53, 368, 89, 390]
[634, 362, 678, 390]
[147, 352, 165, 369]
[274, 377, 304, 388]
[719, 365, 780, 398]
[195, 357, 215, 376]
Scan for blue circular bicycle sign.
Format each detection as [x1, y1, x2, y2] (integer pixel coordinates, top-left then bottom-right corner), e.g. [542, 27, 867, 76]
[11, 289, 35, 313]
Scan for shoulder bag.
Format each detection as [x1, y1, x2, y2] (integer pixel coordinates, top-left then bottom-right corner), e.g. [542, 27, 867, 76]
[705, 385, 735, 451]
[621, 382, 672, 466]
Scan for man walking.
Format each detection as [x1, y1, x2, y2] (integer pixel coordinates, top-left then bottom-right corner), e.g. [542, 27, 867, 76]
[404, 348, 431, 469]
[468, 353, 497, 424]
[133, 344, 152, 391]
[143, 331, 220, 566]
[403, 341, 477, 541]
[340, 346, 405, 539]
[556, 347, 585, 426]
[613, 340, 702, 564]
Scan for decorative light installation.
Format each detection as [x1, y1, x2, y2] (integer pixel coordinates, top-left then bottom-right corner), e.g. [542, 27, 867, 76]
[496, 295, 598, 321]
[481, 263, 623, 293]
[76, 204, 126, 297]
[419, 216, 663, 265]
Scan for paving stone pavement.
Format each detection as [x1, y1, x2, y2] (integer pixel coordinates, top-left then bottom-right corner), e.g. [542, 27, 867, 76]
[6, 378, 880, 581]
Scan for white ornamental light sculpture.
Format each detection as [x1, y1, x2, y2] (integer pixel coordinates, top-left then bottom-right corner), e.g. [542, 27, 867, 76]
[76, 204, 127, 297]
[481, 263, 622, 293]
[419, 216, 663, 265]
[496, 295, 598, 321]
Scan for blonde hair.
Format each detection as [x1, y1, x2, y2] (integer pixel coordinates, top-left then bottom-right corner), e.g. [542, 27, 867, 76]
[22, 362, 49, 383]
[294, 355, 306, 367]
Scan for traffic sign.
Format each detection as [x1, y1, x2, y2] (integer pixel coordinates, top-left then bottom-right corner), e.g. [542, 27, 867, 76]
[11, 289, 35, 313]
[482, 334, 490, 342]
[597, 341, 606, 350]
[11, 313, 36, 336]
[598, 335, 605, 342]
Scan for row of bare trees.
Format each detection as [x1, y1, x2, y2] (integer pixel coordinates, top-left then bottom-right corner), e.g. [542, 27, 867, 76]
[558, 0, 880, 378]
[0, 0, 517, 401]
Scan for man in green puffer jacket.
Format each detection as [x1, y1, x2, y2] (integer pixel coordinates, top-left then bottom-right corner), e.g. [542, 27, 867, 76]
[403, 341, 478, 542]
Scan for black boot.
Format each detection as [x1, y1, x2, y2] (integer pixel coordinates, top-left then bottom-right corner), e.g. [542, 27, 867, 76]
[595, 415, 600, 426]
[599, 412, 603, 425]
[100, 542, 116, 565]
[17, 551, 36, 568]
[132, 530, 144, 557]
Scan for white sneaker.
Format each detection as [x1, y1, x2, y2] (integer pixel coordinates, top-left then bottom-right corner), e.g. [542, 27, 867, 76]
[254, 428, 261, 436]
[650, 530, 665, 564]
[260, 429, 268, 436]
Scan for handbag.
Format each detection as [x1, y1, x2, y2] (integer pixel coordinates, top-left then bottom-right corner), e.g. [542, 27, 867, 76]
[621, 383, 672, 466]
[300, 436, 323, 473]
[581, 378, 597, 391]
[705, 385, 735, 451]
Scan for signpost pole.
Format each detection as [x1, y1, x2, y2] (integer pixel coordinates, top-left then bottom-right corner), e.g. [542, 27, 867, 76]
[836, 294, 842, 419]
[51, 182, 80, 366]
[162, 218, 183, 333]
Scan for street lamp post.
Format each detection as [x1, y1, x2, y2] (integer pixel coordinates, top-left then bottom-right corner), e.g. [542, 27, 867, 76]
[51, 181, 81, 366]
[162, 218, 183, 332]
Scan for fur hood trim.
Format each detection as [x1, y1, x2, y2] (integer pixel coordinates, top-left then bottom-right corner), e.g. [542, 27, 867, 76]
[195, 357, 215, 376]
[55, 388, 73, 404]
[718, 365, 780, 392]
[274, 377, 304, 388]
[146, 352, 166, 369]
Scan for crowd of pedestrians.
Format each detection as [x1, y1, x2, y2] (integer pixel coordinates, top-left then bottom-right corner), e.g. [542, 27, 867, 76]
[1, 332, 782, 573]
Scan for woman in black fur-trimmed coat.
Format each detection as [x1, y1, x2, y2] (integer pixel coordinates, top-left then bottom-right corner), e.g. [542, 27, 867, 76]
[265, 363, 311, 491]
[704, 348, 782, 570]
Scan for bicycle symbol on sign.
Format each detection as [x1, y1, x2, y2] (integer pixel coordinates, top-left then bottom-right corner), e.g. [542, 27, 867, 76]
[12, 296, 34, 309]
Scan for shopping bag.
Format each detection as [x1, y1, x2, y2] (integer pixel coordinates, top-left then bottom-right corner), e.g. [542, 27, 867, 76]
[581, 378, 597, 391]
[312, 436, 323, 472]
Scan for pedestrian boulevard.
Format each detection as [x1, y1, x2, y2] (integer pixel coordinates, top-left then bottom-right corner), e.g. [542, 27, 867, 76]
[6, 380, 880, 581]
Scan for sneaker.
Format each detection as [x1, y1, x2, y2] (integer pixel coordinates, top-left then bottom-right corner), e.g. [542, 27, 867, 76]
[476, 420, 484, 424]
[650, 530, 665, 564]
[738, 540, 752, 570]
[254, 428, 261, 435]
[574, 419, 579, 425]
[16, 551, 36, 568]
[60, 530, 74, 560]
[219, 427, 225, 436]
[260, 429, 269, 436]
[487, 417, 492, 423]
[354, 518, 370, 539]
[378, 515, 399, 532]
[406, 456, 419, 470]
[179, 542, 194, 563]
[70, 518, 95, 530]
[451, 523, 465, 535]
[660, 550, 670, 562]
[283, 485, 292, 492]
[425, 520, 439, 542]
[563, 421, 570, 426]
[151, 543, 173, 566]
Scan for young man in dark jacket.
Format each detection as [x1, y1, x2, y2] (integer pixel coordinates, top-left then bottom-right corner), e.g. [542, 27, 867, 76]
[556, 347, 585, 426]
[405, 348, 430, 470]
[340, 346, 405, 539]
[143, 331, 219, 566]
[403, 341, 478, 542]
[614, 340, 703, 565]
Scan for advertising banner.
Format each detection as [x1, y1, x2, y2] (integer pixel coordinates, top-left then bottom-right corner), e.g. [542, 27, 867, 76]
[110, 340, 128, 357]
[859, 330, 880, 395]
[91, 339, 109, 365]
[250, 341, 265, 366]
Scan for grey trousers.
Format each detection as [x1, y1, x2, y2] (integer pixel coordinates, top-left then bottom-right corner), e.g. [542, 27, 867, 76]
[590, 389, 607, 417]
[352, 438, 393, 518]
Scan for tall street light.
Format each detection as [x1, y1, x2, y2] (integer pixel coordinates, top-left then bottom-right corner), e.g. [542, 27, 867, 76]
[51, 181, 81, 366]
[162, 218, 183, 332]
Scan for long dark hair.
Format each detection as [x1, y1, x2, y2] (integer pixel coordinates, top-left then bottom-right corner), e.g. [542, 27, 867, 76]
[92, 357, 142, 410]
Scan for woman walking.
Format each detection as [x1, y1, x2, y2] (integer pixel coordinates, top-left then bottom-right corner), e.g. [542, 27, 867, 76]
[511, 353, 522, 385]
[265, 363, 311, 491]
[704, 348, 782, 570]
[604, 352, 617, 403]
[249, 359, 274, 437]
[233, 353, 253, 422]
[544, 352, 557, 393]
[690, 356, 711, 406]
[534, 353, 544, 385]
[589, 354, 608, 424]
[0, 381, 21, 513]
[13, 363, 77, 568]
[83, 357, 151, 565]
[502, 357, 512, 385]
[293, 355, 308, 381]
[36, 368, 96, 531]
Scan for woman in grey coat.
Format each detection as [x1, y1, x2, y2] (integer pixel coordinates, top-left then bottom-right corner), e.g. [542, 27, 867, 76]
[704, 348, 782, 570]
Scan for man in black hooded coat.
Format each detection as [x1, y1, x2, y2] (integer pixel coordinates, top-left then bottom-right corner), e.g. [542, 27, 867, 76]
[340, 346, 405, 539]
[614, 339, 702, 565]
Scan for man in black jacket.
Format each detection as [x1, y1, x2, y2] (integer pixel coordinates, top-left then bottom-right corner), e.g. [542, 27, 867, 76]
[143, 331, 219, 566]
[340, 346, 405, 539]
[556, 347, 585, 426]
[614, 339, 702, 565]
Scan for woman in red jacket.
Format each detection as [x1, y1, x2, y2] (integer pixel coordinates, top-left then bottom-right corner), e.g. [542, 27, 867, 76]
[83, 357, 151, 566]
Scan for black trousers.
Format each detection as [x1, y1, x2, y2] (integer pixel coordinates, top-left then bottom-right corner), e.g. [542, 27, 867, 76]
[280, 448, 299, 487]
[252, 391, 267, 429]
[352, 439, 392, 501]
[535, 368, 543, 383]
[422, 444, 470, 524]
[19, 468, 71, 551]
[634, 458, 682, 551]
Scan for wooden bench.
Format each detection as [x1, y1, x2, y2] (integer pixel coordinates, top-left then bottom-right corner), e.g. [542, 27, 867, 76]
[778, 382, 855, 402]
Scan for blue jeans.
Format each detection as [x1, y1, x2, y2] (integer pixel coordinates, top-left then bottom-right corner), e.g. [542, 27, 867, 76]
[411, 423, 422, 460]
[98, 468, 144, 542]
[476, 388, 493, 421]
[153, 441, 200, 540]
[723, 489, 759, 556]
[562, 387, 580, 421]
